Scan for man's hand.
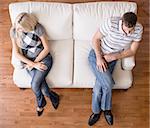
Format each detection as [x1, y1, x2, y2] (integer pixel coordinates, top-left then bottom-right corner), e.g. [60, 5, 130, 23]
[96, 57, 108, 72]
[103, 53, 117, 62]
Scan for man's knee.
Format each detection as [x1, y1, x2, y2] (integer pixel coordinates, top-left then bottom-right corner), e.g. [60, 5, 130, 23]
[102, 83, 113, 93]
[93, 86, 101, 97]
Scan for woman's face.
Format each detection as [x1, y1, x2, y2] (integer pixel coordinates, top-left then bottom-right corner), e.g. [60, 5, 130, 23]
[16, 23, 26, 33]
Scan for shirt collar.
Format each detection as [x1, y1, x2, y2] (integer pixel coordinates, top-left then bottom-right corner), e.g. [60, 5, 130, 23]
[119, 19, 125, 34]
[119, 19, 135, 36]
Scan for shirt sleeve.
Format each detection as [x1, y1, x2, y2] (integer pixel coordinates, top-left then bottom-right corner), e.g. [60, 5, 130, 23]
[133, 24, 143, 42]
[35, 23, 46, 37]
[10, 27, 16, 39]
[99, 18, 111, 36]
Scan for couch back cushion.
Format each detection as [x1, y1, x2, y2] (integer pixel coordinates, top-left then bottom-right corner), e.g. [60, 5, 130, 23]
[73, 2, 137, 41]
[9, 2, 72, 40]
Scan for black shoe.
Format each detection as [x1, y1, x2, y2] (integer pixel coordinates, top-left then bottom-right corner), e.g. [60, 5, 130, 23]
[37, 108, 44, 116]
[41, 97, 47, 108]
[88, 112, 101, 126]
[104, 110, 113, 125]
[49, 90, 60, 109]
[36, 97, 47, 116]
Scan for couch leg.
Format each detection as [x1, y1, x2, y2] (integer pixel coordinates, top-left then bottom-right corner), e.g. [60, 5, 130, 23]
[19, 88, 26, 90]
[124, 89, 128, 91]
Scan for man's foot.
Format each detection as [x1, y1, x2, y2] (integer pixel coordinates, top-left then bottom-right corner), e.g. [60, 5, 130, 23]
[88, 112, 101, 126]
[104, 110, 113, 125]
[49, 90, 60, 109]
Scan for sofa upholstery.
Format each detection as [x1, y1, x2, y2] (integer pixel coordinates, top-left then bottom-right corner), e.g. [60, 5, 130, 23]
[9, 2, 137, 89]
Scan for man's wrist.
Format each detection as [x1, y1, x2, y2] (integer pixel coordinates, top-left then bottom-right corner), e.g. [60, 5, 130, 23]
[115, 51, 122, 60]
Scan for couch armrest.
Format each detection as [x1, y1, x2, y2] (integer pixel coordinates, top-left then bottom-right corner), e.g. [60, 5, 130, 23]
[121, 56, 135, 70]
[11, 52, 24, 69]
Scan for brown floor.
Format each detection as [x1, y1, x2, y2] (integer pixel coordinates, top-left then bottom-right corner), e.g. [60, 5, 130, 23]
[0, 0, 149, 128]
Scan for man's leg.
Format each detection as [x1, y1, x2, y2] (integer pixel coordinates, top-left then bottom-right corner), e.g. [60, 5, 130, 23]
[92, 79, 102, 114]
[88, 49, 116, 126]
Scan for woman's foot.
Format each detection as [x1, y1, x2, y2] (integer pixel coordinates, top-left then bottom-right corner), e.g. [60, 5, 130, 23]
[36, 97, 47, 116]
[49, 90, 60, 109]
[36, 107, 44, 116]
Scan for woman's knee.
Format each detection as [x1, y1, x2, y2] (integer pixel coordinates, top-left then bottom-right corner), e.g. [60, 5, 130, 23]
[42, 54, 53, 70]
[31, 79, 41, 93]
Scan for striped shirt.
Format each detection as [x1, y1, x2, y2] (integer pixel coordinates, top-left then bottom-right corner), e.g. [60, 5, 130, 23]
[99, 17, 143, 54]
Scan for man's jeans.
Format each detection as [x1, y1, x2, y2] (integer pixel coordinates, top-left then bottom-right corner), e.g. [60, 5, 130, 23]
[27, 54, 53, 108]
[88, 49, 117, 114]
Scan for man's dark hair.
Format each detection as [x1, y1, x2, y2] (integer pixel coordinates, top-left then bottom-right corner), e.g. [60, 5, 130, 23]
[122, 12, 137, 28]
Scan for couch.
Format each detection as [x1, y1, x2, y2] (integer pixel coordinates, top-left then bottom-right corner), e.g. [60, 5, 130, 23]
[9, 1, 137, 89]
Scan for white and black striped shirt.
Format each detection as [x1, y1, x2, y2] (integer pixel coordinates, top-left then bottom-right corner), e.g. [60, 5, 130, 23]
[99, 17, 143, 54]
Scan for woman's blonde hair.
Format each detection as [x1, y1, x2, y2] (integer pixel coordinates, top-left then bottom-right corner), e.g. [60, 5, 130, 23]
[14, 12, 37, 32]
[13, 12, 38, 47]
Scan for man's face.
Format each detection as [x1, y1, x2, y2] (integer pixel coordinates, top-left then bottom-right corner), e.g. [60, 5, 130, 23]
[122, 23, 134, 35]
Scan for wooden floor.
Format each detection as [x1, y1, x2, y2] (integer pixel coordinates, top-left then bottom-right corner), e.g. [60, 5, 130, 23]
[0, 0, 149, 128]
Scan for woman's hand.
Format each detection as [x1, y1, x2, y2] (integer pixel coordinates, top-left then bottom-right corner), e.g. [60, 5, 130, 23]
[96, 57, 108, 72]
[33, 62, 48, 71]
[25, 64, 34, 71]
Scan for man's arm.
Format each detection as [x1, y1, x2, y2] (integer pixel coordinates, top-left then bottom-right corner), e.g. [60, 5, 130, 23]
[104, 41, 140, 62]
[92, 30, 108, 72]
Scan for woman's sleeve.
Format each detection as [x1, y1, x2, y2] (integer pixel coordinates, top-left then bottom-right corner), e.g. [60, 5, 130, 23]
[10, 27, 16, 39]
[35, 23, 46, 37]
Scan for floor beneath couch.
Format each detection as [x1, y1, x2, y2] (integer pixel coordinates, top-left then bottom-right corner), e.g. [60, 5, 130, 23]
[0, 77, 149, 128]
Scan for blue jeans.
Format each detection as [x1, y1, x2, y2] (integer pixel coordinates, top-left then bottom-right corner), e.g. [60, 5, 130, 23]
[88, 49, 117, 114]
[27, 54, 53, 108]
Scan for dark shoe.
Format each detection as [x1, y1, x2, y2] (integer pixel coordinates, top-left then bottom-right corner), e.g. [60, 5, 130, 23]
[104, 110, 113, 125]
[41, 97, 47, 108]
[36, 97, 47, 116]
[49, 90, 60, 109]
[36, 108, 44, 116]
[88, 112, 101, 126]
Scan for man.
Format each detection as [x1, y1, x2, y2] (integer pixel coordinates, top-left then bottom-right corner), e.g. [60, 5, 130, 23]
[88, 12, 143, 126]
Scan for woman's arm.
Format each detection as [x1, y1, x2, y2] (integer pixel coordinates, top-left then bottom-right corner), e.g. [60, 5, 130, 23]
[34, 34, 50, 63]
[11, 37, 47, 71]
[11, 37, 35, 67]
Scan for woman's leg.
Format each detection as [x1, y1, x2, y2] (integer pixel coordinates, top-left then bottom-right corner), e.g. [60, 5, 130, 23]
[36, 54, 59, 109]
[28, 54, 52, 108]
[40, 79, 59, 109]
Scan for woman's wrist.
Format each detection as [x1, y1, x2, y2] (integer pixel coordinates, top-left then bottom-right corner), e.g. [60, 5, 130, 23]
[29, 62, 36, 67]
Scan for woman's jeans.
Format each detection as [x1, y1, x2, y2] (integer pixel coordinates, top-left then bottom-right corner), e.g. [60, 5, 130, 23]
[27, 54, 53, 108]
[88, 49, 117, 114]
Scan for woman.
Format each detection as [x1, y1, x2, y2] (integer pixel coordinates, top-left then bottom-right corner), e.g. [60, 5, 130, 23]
[10, 12, 60, 116]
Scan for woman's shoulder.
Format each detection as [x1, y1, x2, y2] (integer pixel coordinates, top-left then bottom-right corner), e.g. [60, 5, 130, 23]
[34, 23, 46, 36]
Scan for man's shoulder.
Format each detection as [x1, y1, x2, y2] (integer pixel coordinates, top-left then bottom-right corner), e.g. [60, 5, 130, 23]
[110, 17, 121, 24]
[135, 22, 143, 30]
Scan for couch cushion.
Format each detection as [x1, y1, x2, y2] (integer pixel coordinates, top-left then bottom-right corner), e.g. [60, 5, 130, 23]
[46, 39, 73, 87]
[13, 39, 73, 88]
[73, 40, 133, 89]
[9, 2, 72, 40]
[73, 2, 137, 40]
